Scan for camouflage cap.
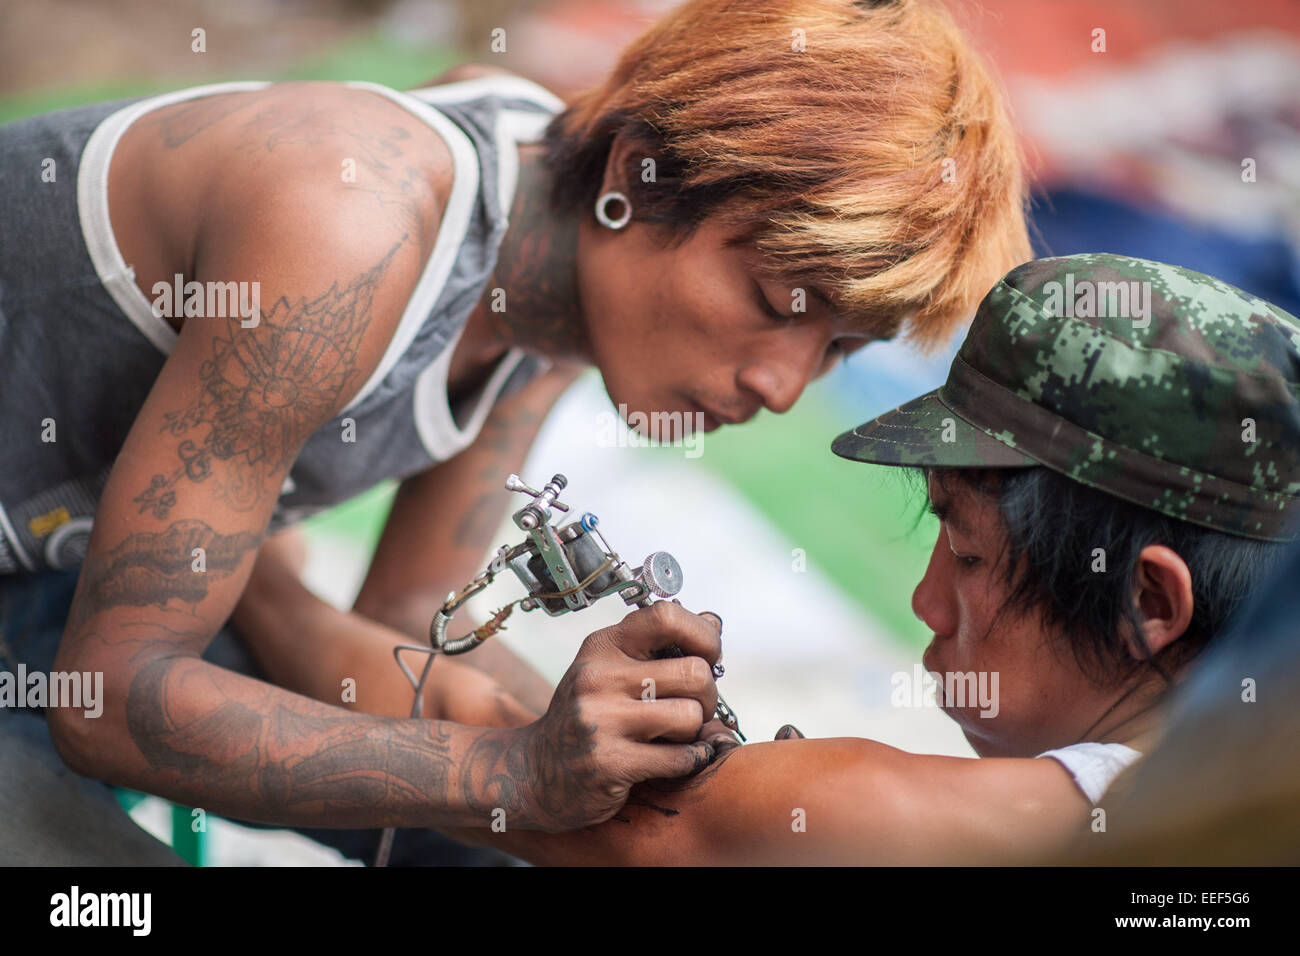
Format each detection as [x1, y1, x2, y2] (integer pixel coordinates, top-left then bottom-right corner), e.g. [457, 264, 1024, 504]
[832, 253, 1300, 541]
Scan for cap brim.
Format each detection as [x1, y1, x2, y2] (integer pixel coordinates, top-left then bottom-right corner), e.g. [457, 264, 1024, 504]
[832, 390, 1040, 469]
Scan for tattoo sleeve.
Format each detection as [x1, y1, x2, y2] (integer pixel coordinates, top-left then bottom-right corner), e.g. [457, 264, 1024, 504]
[53, 612, 559, 830]
[67, 519, 259, 635]
[46, 88, 594, 833]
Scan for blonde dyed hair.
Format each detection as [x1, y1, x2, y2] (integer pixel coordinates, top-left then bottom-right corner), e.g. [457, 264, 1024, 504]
[542, 0, 1032, 348]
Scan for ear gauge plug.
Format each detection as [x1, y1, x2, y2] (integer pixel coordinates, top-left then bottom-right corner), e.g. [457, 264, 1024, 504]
[595, 190, 631, 230]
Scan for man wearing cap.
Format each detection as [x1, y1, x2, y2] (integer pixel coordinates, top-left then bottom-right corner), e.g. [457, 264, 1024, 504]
[381, 251, 1296, 864]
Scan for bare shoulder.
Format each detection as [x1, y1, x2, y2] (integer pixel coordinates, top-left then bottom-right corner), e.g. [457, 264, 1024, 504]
[195, 83, 459, 385]
[215, 83, 451, 251]
[125, 82, 469, 421]
[129, 83, 453, 264]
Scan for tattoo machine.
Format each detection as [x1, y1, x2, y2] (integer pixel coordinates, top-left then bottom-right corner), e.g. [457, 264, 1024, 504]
[389, 472, 743, 739]
[376, 472, 743, 867]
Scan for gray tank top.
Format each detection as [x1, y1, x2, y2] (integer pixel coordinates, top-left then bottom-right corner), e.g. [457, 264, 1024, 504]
[0, 76, 563, 573]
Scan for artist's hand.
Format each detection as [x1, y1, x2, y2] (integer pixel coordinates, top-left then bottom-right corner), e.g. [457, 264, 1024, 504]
[696, 717, 742, 761]
[513, 601, 723, 830]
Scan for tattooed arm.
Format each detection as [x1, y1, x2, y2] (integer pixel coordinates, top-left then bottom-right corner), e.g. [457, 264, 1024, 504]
[49, 235, 716, 829]
[49, 89, 721, 831]
[48, 209, 491, 828]
[240, 578, 1095, 863]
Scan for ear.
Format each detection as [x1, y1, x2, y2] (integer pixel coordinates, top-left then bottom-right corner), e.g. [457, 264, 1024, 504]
[1124, 544, 1195, 661]
[598, 133, 638, 197]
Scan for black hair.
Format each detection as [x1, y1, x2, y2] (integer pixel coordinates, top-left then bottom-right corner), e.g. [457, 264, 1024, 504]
[922, 466, 1284, 688]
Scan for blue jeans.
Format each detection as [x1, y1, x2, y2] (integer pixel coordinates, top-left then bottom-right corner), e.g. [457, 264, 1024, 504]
[0, 568, 515, 866]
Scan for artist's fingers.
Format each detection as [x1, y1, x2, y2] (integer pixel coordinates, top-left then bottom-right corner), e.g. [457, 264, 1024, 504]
[600, 601, 723, 665]
[775, 723, 805, 741]
[698, 717, 742, 755]
[627, 739, 716, 781]
[625, 656, 718, 723]
[697, 610, 723, 635]
[620, 696, 707, 743]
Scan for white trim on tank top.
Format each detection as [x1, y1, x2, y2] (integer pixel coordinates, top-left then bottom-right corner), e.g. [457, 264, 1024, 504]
[340, 76, 560, 435]
[77, 80, 272, 354]
[77, 78, 480, 398]
[408, 99, 557, 460]
[76, 75, 560, 464]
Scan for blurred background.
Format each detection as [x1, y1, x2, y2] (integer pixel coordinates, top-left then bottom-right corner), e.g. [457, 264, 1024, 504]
[4, 0, 1298, 864]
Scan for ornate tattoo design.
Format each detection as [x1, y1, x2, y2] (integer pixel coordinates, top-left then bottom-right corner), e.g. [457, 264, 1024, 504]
[67, 519, 260, 635]
[126, 657, 458, 815]
[135, 246, 400, 519]
[461, 664, 599, 830]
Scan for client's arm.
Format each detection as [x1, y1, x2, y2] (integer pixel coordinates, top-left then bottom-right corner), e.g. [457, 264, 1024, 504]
[455, 736, 1092, 865]
[235, 542, 1091, 865]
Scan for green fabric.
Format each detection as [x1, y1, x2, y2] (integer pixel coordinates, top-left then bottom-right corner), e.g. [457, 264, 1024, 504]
[834, 254, 1300, 540]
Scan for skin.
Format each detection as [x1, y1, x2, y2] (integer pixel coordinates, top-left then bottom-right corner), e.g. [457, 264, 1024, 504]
[241, 471, 1201, 862]
[49, 68, 771, 835]
[574, 136, 877, 432]
[917, 474, 1190, 759]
